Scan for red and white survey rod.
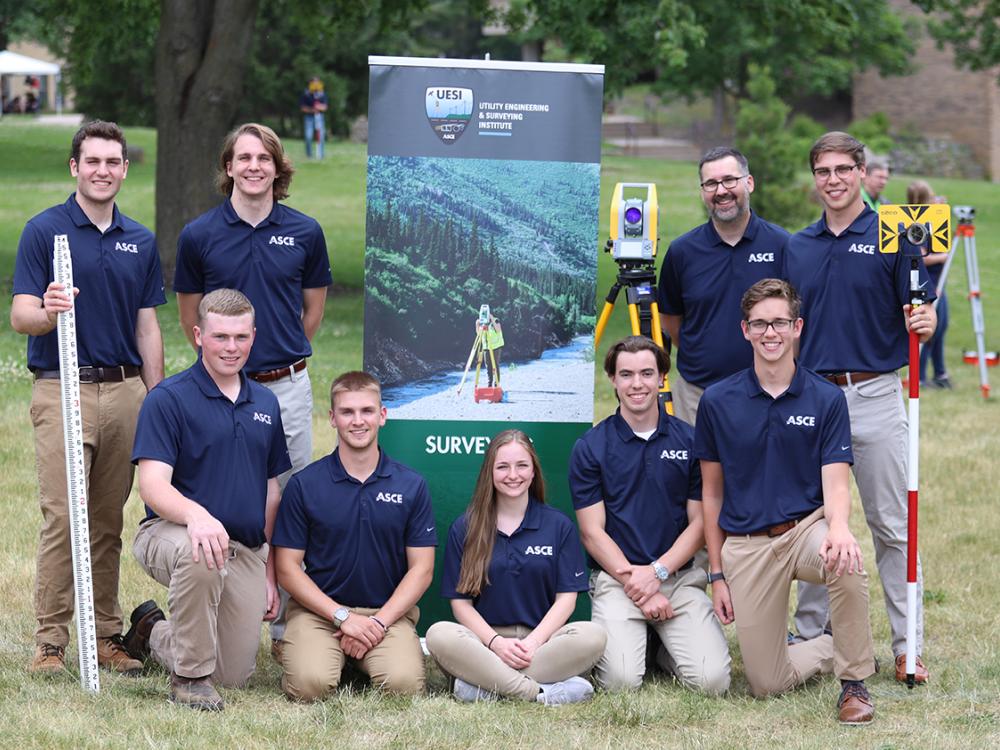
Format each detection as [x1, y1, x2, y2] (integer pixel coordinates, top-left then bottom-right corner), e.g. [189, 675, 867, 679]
[905, 255, 925, 689]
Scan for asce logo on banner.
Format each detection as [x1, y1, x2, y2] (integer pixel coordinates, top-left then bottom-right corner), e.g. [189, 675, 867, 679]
[425, 87, 473, 144]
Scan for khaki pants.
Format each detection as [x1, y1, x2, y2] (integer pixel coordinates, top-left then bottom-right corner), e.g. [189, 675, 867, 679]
[133, 518, 267, 686]
[31, 376, 145, 646]
[426, 621, 606, 702]
[669, 371, 704, 426]
[795, 373, 922, 657]
[281, 600, 425, 700]
[589, 566, 730, 694]
[723, 507, 876, 697]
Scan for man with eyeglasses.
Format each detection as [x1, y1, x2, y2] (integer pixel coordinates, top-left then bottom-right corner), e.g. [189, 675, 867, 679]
[657, 147, 788, 425]
[695, 278, 876, 724]
[783, 131, 936, 684]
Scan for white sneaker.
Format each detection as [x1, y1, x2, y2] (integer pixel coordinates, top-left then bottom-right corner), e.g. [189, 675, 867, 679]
[536, 676, 594, 706]
[453, 678, 497, 703]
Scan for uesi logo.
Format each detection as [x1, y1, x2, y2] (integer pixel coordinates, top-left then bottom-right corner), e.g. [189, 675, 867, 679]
[376, 492, 403, 504]
[269, 235, 295, 246]
[115, 241, 138, 254]
[524, 545, 553, 556]
[425, 87, 473, 144]
[253, 412, 272, 425]
[786, 415, 816, 427]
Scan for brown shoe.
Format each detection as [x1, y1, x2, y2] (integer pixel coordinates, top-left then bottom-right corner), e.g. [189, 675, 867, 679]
[838, 681, 875, 725]
[271, 639, 284, 664]
[122, 600, 165, 660]
[29, 643, 66, 675]
[894, 654, 929, 684]
[97, 634, 143, 676]
[170, 672, 224, 711]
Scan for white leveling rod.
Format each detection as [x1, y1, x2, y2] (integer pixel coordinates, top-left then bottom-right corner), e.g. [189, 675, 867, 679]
[54, 234, 100, 693]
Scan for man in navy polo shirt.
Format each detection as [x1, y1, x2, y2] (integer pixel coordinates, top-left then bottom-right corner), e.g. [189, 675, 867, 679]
[696, 278, 876, 724]
[174, 122, 331, 650]
[570, 336, 730, 694]
[11, 120, 165, 676]
[784, 132, 935, 683]
[273, 371, 436, 700]
[657, 146, 788, 424]
[126, 289, 291, 711]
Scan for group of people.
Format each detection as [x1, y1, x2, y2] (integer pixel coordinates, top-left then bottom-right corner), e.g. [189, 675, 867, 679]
[12, 120, 935, 725]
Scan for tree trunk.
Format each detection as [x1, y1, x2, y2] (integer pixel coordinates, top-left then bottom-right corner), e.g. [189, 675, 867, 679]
[155, 0, 259, 287]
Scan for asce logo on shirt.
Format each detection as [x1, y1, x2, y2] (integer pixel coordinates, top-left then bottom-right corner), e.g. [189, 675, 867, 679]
[376, 491, 403, 504]
[848, 243, 875, 255]
[660, 449, 689, 460]
[747, 252, 774, 263]
[115, 241, 138, 254]
[269, 235, 296, 247]
[524, 545, 553, 556]
[786, 415, 816, 427]
[253, 412, 272, 425]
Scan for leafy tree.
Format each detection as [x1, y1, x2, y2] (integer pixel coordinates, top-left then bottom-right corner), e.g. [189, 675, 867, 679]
[915, 1, 1000, 79]
[734, 65, 814, 230]
[507, 0, 917, 105]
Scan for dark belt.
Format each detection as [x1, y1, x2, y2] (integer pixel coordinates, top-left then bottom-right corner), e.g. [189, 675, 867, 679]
[248, 358, 306, 384]
[823, 371, 881, 386]
[34, 365, 141, 383]
[747, 517, 806, 538]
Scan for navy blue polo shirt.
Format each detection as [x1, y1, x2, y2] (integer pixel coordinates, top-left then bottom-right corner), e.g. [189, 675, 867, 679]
[783, 207, 934, 373]
[693, 365, 853, 535]
[569, 410, 700, 571]
[174, 200, 332, 371]
[440, 499, 587, 628]
[12, 194, 166, 371]
[272, 449, 437, 609]
[132, 359, 291, 548]
[657, 212, 788, 388]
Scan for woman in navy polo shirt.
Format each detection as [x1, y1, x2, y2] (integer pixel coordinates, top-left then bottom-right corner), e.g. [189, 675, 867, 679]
[426, 430, 606, 705]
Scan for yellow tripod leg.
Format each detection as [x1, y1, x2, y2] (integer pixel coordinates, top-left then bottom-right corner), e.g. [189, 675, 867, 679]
[594, 300, 616, 350]
[648, 301, 673, 416]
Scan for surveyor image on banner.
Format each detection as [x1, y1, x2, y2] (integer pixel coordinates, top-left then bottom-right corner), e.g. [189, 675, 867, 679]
[363, 154, 598, 423]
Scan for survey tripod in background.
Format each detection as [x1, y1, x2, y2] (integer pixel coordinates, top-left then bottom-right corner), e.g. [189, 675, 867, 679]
[456, 304, 504, 403]
[933, 205, 995, 398]
[593, 182, 673, 415]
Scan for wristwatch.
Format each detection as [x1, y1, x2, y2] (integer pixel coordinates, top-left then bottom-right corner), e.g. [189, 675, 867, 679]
[333, 607, 351, 627]
[651, 561, 670, 581]
[708, 571, 726, 584]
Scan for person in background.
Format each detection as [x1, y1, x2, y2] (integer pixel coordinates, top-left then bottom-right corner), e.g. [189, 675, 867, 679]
[860, 153, 890, 211]
[300, 77, 329, 160]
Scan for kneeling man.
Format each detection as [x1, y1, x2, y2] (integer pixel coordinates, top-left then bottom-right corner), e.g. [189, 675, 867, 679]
[272, 371, 436, 700]
[695, 278, 876, 724]
[570, 336, 730, 694]
[126, 289, 290, 710]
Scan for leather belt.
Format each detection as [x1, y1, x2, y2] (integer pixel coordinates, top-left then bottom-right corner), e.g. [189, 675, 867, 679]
[747, 517, 806, 538]
[248, 359, 306, 384]
[823, 371, 881, 386]
[34, 365, 140, 383]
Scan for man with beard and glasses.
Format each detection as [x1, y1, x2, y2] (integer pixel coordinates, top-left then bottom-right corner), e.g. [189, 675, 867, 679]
[657, 147, 789, 425]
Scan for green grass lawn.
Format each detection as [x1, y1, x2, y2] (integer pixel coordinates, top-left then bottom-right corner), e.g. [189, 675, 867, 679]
[1, 119, 999, 748]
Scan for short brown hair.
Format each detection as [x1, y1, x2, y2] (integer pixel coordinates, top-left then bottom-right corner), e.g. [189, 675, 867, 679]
[603, 335, 670, 377]
[71, 120, 127, 164]
[330, 371, 382, 409]
[906, 180, 934, 205]
[740, 278, 801, 320]
[217, 123, 294, 200]
[197, 288, 255, 325]
[809, 131, 865, 170]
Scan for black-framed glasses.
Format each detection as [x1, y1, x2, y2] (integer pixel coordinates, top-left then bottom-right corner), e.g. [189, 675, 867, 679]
[811, 164, 858, 181]
[700, 175, 747, 192]
[746, 318, 795, 334]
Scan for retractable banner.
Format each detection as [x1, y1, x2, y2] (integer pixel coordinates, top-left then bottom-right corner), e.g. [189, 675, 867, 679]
[364, 56, 604, 626]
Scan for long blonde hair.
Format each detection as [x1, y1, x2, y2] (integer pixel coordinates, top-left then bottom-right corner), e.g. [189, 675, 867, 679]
[455, 430, 546, 597]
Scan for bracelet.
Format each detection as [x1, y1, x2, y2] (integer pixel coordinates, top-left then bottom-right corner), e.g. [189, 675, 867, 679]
[369, 615, 387, 632]
[487, 633, 500, 650]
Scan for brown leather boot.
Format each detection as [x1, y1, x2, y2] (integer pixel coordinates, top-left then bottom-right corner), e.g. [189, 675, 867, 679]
[29, 643, 66, 675]
[170, 672, 224, 711]
[97, 634, 143, 676]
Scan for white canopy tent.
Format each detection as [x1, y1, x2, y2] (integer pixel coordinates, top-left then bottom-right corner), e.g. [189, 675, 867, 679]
[0, 50, 62, 116]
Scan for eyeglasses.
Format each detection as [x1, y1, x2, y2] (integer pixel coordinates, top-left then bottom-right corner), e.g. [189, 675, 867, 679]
[746, 318, 795, 334]
[811, 164, 858, 181]
[700, 175, 748, 192]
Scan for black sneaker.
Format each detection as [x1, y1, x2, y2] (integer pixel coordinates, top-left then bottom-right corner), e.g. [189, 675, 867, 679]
[122, 600, 165, 660]
[933, 374, 953, 389]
